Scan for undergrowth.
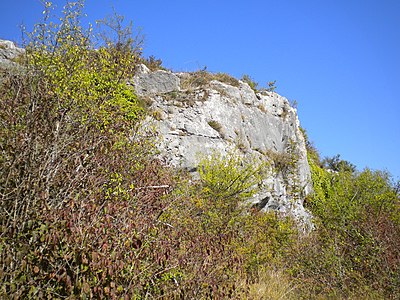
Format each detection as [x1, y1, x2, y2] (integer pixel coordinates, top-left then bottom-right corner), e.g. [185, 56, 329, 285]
[1, 1, 399, 299]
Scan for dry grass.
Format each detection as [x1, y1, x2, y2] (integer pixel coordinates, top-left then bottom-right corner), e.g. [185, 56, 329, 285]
[181, 70, 240, 90]
[214, 72, 240, 87]
[257, 103, 267, 113]
[264, 149, 293, 173]
[236, 268, 298, 300]
[208, 120, 223, 133]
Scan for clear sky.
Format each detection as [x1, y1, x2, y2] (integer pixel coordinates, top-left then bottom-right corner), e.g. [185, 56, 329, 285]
[2, 0, 399, 180]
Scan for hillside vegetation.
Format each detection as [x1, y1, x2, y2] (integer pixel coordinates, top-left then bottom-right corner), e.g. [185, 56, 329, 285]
[1, 2, 399, 299]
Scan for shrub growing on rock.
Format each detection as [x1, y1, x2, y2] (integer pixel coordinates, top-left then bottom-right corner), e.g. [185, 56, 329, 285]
[156, 152, 296, 298]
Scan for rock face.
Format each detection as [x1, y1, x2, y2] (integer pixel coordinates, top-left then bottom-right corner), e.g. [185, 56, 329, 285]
[0, 40, 25, 86]
[0, 39, 25, 66]
[132, 65, 313, 229]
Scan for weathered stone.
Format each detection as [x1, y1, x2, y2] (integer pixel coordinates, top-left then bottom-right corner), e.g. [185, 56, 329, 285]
[133, 65, 314, 229]
[0, 39, 25, 64]
[0, 40, 26, 86]
[131, 65, 180, 95]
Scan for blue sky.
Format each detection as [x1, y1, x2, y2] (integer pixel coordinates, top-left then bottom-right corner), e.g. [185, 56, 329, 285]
[2, 0, 399, 179]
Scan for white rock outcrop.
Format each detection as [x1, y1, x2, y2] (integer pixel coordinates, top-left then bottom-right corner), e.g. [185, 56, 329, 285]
[132, 65, 314, 229]
[0, 39, 25, 66]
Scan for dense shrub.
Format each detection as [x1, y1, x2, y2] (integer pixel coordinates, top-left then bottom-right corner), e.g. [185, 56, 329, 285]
[322, 154, 356, 173]
[156, 152, 296, 298]
[287, 155, 400, 299]
[0, 1, 174, 298]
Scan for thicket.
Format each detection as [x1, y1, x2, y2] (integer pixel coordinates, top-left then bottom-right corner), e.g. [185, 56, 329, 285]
[1, 1, 399, 299]
[0, 1, 171, 298]
[286, 148, 400, 299]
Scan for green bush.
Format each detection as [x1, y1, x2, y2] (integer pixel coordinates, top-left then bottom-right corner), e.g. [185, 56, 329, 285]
[322, 154, 356, 173]
[142, 55, 165, 71]
[0, 1, 172, 298]
[288, 154, 400, 298]
[198, 152, 267, 201]
[241, 74, 259, 91]
[156, 152, 296, 298]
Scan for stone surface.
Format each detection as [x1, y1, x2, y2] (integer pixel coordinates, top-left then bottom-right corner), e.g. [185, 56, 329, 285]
[0, 39, 25, 66]
[0, 40, 25, 86]
[131, 64, 180, 95]
[133, 65, 314, 229]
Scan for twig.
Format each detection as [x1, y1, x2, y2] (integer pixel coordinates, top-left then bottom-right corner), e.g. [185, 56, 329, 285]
[135, 185, 170, 191]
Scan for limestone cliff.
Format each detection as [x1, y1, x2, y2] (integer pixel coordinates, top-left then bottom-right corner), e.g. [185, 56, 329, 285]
[0, 39, 24, 66]
[131, 65, 313, 229]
